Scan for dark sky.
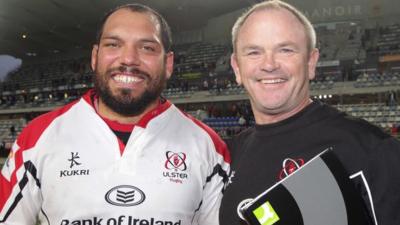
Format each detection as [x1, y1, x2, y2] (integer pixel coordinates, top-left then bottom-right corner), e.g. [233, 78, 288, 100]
[0, 55, 22, 81]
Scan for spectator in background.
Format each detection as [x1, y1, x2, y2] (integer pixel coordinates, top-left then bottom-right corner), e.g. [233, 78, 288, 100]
[1, 4, 230, 225]
[9, 125, 15, 138]
[237, 114, 246, 126]
[391, 124, 398, 136]
[202, 79, 209, 90]
[0, 140, 6, 157]
[195, 106, 208, 121]
[387, 90, 397, 107]
[219, 1, 400, 225]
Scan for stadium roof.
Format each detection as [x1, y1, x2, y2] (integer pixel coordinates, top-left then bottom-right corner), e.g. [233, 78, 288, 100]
[0, 0, 252, 60]
[1, 0, 399, 61]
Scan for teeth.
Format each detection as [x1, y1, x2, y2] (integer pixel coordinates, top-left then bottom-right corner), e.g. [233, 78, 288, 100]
[113, 75, 142, 84]
[260, 79, 285, 84]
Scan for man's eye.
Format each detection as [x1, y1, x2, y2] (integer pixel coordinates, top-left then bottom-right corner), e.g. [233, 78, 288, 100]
[246, 51, 260, 56]
[104, 43, 118, 48]
[280, 48, 294, 53]
[143, 46, 155, 52]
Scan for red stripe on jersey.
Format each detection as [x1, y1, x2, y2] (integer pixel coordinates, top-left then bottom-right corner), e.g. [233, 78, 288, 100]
[10, 148, 23, 190]
[181, 112, 231, 164]
[0, 100, 78, 212]
[82, 89, 95, 106]
[16, 100, 78, 154]
[0, 173, 11, 212]
[117, 138, 126, 156]
[137, 100, 171, 128]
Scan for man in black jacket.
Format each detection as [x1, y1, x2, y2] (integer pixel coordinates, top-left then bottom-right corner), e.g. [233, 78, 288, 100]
[219, 1, 400, 225]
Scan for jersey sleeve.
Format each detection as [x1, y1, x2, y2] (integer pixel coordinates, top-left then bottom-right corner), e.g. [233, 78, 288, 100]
[366, 137, 400, 225]
[196, 138, 231, 225]
[0, 132, 42, 224]
[1, 101, 74, 224]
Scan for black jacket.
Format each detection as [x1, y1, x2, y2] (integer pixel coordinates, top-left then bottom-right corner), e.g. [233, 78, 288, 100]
[220, 100, 400, 225]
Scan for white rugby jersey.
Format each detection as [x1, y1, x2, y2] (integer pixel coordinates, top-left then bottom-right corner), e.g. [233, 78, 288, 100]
[0, 90, 231, 225]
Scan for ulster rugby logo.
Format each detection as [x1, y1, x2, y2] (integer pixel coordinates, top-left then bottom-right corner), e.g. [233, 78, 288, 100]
[105, 185, 145, 207]
[163, 151, 189, 184]
[278, 158, 304, 180]
[165, 151, 187, 171]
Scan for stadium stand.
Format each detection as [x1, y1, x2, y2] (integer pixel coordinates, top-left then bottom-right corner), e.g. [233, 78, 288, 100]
[1, 20, 400, 153]
[354, 71, 400, 88]
[371, 23, 400, 55]
[336, 103, 400, 129]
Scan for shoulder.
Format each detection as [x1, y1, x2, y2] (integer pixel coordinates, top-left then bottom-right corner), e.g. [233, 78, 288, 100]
[226, 127, 255, 161]
[16, 100, 80, 150]
[316, 102, 390, 141]
[331, 112, 390, 142]
[172, 106, 231, 163]
[317, 105, 396, 163]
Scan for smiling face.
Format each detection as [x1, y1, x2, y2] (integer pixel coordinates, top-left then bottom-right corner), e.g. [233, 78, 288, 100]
[231, 8, 319, 124]
[91, 9, 173, 119]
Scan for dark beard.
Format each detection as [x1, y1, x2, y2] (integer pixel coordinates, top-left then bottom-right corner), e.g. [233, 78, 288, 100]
[94, 66, 166, 117]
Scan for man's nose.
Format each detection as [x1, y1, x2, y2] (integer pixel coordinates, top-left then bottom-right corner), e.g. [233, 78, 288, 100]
[120, 46, 140, 66]
[261, 52, 279, 72]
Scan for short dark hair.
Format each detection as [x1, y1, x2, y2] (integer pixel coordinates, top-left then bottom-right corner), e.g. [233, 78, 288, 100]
[95, 3, 172, 52]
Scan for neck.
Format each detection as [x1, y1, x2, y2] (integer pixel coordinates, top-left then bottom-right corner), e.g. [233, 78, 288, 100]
[255, 98, 312, 125]
[96, 98, 159, 124]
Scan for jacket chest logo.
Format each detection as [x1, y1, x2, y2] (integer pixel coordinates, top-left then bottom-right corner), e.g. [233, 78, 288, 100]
[278, 158, 304, 181]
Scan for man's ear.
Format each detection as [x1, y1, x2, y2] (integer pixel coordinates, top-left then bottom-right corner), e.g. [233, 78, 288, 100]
[231, 53, 242, 85]
[91, 44, 99, 72]
[307, 48, 320, 80]
[165, 51, 174, 80]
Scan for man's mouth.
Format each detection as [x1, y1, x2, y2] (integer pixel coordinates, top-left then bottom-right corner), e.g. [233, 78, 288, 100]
[259, 78, 286, 84]
[107, 66, 150, 85]
[112, 74, 144, 84]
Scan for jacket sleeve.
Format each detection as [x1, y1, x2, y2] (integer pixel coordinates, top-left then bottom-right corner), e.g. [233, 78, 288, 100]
[0, 138, 42, 224]
[363, 137, 400, 225]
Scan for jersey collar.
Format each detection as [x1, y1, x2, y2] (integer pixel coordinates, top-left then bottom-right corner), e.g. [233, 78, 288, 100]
[82, 89, 172, 130]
